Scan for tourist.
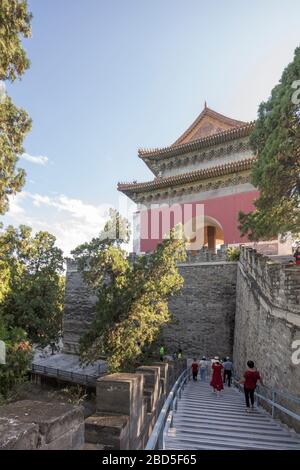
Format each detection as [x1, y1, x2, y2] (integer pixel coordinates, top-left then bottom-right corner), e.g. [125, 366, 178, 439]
[191, 358, 199, 381]
[240, 360, 263, 412]
[210, 357, 224, 395]
[177, 347, 183, 359]
[223, 356, 233, 386]
[294, 246, 300, 265]
[199, 356, 208, 381]
[159, 345, 165, 362]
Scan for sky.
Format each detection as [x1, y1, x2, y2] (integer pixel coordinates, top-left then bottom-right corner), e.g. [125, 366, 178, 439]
[2, 0, 300, 255]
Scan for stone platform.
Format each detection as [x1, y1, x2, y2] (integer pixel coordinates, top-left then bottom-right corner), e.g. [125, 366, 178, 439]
[0, 400, 84, 450]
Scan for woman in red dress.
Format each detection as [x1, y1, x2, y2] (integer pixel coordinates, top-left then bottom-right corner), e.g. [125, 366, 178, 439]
[210, 357, 224, 395]
[294, 246, 300, 265]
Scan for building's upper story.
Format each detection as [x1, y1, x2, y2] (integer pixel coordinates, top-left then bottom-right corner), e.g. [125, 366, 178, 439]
[118, 105, 256, 204]
[118, 104, 255, 207]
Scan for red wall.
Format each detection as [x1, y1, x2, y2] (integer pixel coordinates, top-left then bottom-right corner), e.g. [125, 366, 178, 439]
[140, 190, 259, 252]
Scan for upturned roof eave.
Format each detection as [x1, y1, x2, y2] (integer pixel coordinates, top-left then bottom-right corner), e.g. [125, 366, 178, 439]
[117, 157, 256, 196]
[138, 122, 255, 162]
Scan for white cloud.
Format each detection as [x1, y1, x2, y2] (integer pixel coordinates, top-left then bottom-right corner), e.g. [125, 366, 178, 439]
[31, 194, 51, 207]
[4, 192, 114, 256]
[21, 153, 49, 166]
[8, 192, 27, 217]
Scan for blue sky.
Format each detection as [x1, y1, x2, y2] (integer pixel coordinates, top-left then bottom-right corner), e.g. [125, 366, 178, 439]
[2, 0, 300, 254]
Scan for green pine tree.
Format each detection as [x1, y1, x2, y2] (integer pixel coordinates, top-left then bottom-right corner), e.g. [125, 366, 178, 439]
[0, 0, 32, 214]
[239, 46, 300, 240]
[73, 212, 186, 372]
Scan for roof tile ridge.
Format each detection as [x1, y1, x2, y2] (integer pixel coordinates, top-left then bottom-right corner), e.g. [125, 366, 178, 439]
[138, 122, 255, 158]
[117, 156, 256, 190]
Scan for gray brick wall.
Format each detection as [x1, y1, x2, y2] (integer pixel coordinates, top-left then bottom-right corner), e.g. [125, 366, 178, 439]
[233, 247, 300, 426]
[63, 260, 97, 354]
[161, 262, 237, 359]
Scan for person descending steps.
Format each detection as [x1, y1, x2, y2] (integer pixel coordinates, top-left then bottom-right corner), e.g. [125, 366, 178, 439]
[223, 357, 233, 387]
[199, 356, 208, 381]
[191, 358, 199, 381]
[240, 360, 263, 412]
[210, 357, 224, 396]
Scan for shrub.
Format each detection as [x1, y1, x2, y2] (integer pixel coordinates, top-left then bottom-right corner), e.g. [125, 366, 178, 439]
[0, 322, 32, 398]
[226, 247, 241, 261]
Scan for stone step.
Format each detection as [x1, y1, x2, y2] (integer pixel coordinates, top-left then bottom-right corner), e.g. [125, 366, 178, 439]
[168, 425, 300, 444]
[164, 381, 300, 451]
[165, 435, 300, 450]
[176, 407, 268, 420]
[85, 414, 129, 450]
[172, 418, 286, 433]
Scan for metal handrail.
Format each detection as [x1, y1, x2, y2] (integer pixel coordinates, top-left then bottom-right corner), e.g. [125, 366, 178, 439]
[31, 363, 107, 386]
[145, 368, 190, 450]
[233, 378, 300, 422]
[257, 384, 300, 405]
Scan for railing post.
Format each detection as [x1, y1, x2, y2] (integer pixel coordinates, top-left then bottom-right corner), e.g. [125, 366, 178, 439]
[158, 427, 163, 450]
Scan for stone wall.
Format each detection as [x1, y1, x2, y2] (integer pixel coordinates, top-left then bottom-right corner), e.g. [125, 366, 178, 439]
[63, 259, 97, 354]
[233, 247, 300, 428]
[85, 360, 186, 449]
[161, 261, 237, 358]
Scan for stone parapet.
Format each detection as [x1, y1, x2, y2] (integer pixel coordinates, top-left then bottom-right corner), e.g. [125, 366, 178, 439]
[86, 360, 186, 450]
[239, 246, 300, 315]
[234, 247, 300, 432]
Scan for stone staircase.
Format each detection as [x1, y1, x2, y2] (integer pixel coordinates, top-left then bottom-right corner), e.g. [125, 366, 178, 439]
[164, 380, 300, 450]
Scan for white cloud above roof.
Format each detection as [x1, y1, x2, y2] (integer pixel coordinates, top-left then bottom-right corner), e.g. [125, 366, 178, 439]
[21, 153, 49, 166]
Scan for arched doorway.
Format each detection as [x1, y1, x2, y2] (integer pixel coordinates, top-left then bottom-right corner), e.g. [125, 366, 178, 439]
[203, 216, 224, 252]
[184, 215, 224, 252]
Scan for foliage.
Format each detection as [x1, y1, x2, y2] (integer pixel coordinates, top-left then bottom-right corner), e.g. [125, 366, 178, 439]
[0, 225, 64, 348]
[73, 214, 186, 372]
[0, 0, 32, 214]
[71, 208, 130, 268]
[60, 384, 88, 406]
[0, 318, 32, 398]
[226, 247, 240, 261]
[239, 47, 300, 240]
[0, 0, 32, 81]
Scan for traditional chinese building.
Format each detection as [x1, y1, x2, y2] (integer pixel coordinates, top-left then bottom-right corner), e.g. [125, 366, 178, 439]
[118, 104, 286, 255]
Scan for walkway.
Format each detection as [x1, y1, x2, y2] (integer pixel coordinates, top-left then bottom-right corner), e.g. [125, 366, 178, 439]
[164, 380, 300, 450]
[31, 353, 107, 387]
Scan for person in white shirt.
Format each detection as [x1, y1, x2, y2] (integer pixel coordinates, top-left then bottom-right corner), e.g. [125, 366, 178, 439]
[199, 356, 208, 381]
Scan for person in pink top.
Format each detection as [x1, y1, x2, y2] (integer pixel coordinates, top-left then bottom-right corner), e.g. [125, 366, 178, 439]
[240, 360, 264, 412]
